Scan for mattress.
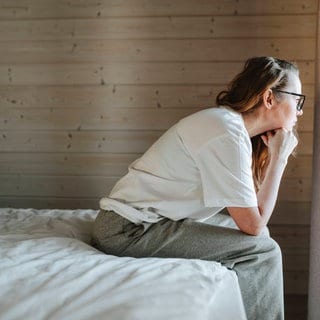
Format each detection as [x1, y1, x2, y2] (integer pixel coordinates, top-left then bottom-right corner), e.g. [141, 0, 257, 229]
[0, 208, 247, 320]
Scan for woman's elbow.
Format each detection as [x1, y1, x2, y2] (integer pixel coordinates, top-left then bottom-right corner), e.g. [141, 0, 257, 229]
[227, 207, 267, 236]
[240, 223, 265, 236]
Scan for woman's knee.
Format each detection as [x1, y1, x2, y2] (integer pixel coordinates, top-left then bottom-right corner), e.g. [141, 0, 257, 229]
[257, 236, 282, 266]
[241, 235, 282, 260]
[92, 210, 127, 254]
[264, 237, 281, 253]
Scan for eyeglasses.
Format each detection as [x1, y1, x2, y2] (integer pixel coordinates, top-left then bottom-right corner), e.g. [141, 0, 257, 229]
[273, 89, 305, 111]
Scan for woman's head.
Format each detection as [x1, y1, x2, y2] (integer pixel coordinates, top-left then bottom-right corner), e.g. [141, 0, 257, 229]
[216, 56, 300, 113]
[216, 57, 302, 190]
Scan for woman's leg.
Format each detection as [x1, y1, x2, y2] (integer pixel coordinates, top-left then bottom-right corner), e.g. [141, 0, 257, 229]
[93, 210, 284, 320]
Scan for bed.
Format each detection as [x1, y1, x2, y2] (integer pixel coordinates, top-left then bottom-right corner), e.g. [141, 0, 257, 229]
[0, 208, 247, 320]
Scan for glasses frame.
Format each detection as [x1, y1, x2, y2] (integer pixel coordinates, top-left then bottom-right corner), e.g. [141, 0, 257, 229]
[273, 89, 306, 111]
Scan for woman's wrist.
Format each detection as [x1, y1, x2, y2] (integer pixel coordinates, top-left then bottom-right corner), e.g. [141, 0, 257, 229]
[268, 154, 288, 167]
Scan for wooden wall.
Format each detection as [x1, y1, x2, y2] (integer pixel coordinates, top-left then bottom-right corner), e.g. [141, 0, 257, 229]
[0, 0, 318, 295]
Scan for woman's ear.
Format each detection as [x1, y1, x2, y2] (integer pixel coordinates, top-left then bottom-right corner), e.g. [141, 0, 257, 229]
[262, 89, 275, 110]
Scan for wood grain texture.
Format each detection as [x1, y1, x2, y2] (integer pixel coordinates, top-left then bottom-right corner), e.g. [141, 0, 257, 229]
[0, 39, 316, 63]
[0, 152, 312, 178]
[0, 15, 317, 41]
[0, 131, 314, 154]
[0, 0, 317, 19]
[2, 62, 315, 86]
[0, 84, 314, 109]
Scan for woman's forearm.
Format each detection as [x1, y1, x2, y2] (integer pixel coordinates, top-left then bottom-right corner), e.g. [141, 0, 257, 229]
[256, 156, 287, 226]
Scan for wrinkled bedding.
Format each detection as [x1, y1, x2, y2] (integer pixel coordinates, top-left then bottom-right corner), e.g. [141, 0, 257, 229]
[0, 208, 247, 320]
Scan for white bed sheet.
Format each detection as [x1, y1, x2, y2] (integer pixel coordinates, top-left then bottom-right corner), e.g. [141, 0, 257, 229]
[0, 208, 247, 320]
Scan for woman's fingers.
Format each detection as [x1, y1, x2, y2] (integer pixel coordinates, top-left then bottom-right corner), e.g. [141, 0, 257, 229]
[261, 134, 268, 146]
[261, 129, 298, 159]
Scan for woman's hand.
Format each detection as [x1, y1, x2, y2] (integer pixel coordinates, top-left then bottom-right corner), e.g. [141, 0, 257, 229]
[261, 129, 298, 161]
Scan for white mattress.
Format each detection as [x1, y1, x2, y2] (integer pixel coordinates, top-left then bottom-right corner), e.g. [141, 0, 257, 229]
[0, 208, 247, 320]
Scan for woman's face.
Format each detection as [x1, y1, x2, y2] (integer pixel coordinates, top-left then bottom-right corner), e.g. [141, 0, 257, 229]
[272, 73, 304, 131]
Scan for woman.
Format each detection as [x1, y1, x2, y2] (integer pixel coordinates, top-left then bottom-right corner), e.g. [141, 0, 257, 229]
[93, 57, 304, 320]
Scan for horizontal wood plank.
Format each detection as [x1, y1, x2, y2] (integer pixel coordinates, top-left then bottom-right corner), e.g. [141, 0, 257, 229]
[0, 196, 99, 210]
[0, 62, 250, 86]
[0, 105, 313, 132]
[279, 178, 312, 202]
[0, 38, 316, 63]
[270, 201, 311, 225]
[0, 130, 163, 153]
[0, 153, 138, 176]
[0, 15, 316, 41]
[296, 132, 313, 155]
[0, 175, 116, 198]
[0, 84, 314, 109]
[284, 155, 313, 179]
[0, 131, 314, 154]
[0, 153, 313, 180]
[284, 271, 309, 294]
[0, 107, 201, 131]
[298, 108, 313, 132]
[0, 62, 315, 86]
[0, 0, 317, 19]
[0, 84, 223, 109]
[281, 248, 309, 272]
[270, 225, 310, 249]
[284, 294, 308, 319]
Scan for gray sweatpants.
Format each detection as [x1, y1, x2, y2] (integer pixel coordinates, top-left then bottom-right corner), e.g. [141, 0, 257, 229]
[92, 210, 284, 320]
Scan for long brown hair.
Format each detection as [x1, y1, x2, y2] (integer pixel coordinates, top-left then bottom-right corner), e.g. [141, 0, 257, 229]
[216, 57, 299, 190]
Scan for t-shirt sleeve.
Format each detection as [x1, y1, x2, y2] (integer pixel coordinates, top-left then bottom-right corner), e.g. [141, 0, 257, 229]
[194, 132, 258, 208]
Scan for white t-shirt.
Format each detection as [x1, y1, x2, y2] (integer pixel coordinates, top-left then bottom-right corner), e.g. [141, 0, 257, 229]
[100, 107, 258, 224]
